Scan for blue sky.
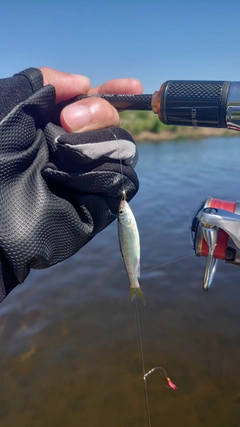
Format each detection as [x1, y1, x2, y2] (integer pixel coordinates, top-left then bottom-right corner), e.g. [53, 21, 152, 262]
[1, 0, 240, 93]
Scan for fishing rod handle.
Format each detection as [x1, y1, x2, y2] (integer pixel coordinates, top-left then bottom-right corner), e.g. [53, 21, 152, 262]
[60, 81, 240, 130]
[65, 94, 153, 111]
[155, 80, 240, 130]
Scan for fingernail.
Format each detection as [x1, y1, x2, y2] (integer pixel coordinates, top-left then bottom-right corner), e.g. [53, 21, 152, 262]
[63, 104, 90, 132]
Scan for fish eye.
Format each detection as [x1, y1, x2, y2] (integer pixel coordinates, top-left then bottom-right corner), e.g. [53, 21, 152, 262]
[119, 209, 124, 215]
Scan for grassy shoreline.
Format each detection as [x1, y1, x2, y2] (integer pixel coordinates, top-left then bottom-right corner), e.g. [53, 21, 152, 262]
[119, 110, 235, 142]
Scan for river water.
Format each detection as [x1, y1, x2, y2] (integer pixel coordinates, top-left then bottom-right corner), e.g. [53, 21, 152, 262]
[1, 136, 240, 426]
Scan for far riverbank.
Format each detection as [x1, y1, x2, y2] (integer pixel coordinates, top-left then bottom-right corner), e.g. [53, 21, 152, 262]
[119, 110, 237, 142]
[134, 127, 235, 141]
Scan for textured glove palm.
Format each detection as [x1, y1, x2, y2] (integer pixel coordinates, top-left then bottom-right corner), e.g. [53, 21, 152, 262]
[0, 70, 139, 301]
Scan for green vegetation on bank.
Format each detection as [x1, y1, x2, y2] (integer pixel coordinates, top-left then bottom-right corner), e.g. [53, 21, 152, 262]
[119, 110, 176, 135]
[119, 110, 234, 141]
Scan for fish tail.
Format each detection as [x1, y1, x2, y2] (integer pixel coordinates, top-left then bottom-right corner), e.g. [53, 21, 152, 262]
[130, 287, 145, 305]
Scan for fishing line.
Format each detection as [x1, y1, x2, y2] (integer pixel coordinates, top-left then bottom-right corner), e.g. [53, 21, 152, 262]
[105, 129, 178, 425]
[108, 128, 125, 195]
[83, 246, 196, 275]
[92, 128, 201, 275]
[141, 253, 196, 273]
[109, 128, 152, 425]
[134, 297, 152, 427]
[134, 297, 178, 427]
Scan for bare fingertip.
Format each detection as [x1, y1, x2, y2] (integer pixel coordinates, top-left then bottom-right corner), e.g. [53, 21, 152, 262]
[71, 74, 90, 92]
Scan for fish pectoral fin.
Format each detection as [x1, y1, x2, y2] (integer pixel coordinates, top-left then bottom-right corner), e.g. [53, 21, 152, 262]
[137, 264, 140, 278]
[130, 287, 145, 306]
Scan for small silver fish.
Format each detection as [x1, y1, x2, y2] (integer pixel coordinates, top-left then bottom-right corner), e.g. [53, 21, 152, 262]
[118, 194, 145, 305]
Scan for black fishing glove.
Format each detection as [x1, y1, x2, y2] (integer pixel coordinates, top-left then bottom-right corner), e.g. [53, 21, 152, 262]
[0, 68, 139, 302]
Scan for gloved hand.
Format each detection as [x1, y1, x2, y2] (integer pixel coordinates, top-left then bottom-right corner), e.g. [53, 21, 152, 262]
[0, 68, 139, 301]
